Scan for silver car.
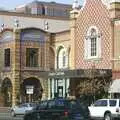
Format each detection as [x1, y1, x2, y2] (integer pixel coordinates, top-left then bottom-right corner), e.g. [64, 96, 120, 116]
[11, 103, 36, 117]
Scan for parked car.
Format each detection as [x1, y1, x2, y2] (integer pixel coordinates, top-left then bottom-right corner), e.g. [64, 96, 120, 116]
[24, 98, 90, 120]
[88, 99, 120, 120]
[11, 103, 37, 117]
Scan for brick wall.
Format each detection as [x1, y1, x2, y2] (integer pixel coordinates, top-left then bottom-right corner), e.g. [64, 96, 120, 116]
[74, 0, 112, 69]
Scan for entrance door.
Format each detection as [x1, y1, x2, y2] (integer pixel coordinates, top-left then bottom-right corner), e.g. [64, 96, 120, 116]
[58, 86, 63, 97]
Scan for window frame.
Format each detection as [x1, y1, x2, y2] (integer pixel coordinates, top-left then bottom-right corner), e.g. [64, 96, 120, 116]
[84, 26, 101, 60]
[26, 48, 39, 67]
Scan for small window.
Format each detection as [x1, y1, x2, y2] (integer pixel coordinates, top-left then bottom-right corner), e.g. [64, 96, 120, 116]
[4, 48, 10, 67]
[109, 100, 116, 106]
[94, 100, 107, 107]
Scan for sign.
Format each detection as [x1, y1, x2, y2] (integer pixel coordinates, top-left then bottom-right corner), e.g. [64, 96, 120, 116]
[26, 85, 34, 94]
[49, 71, 65, 76]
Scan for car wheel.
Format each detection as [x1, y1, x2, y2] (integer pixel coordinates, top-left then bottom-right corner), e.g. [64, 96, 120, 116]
[11, 110, 16, 117]
[104, 113, 112, 120]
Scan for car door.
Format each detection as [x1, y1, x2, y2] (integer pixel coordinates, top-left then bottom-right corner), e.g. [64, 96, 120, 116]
[47, 100, 56, 119]
[89, 100, 108, 118]
[38, 101, 48, 119]
[15, 104, 26, 114]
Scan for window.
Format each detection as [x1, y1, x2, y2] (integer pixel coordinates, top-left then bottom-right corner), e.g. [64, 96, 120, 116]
[94, 100, 107, 107]
[48, 100, 55, 109]
[26, 48, 38, 67]
[4, 48, 10, 67]
[109, 100, 116, 106]
[39, 101, 48, 109]
[85, 26, 101, 59]
[57, 47, 67, 69]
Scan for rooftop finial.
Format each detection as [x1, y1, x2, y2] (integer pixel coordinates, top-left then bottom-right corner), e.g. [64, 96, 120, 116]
[72, 0, 79, 9]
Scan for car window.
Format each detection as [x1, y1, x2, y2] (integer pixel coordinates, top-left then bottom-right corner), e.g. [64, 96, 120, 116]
[94, 100, 107, 107]
[24, 104, 28, 107]
[109, 100, 116, 106]
[19, 104, 25, 107]
[119, 100, 120, 107]
[39, 101, 48, 109]
[29, 103, 36, 107]
[55, 99, 66, 109]
[48, 100, 55, 109]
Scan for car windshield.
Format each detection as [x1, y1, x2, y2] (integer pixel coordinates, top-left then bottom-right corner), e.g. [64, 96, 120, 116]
[29, 103, 36, 107]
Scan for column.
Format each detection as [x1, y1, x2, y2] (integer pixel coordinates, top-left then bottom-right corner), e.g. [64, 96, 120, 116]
[12, 29, 21, 106]
[44, 33, 50, 70]
[63, 79, 65, 97]
[66, 78, 70, 97]
[48, 78, 50, 100]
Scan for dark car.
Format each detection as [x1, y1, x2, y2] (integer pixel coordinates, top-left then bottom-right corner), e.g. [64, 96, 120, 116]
[24, 98, 90, 120]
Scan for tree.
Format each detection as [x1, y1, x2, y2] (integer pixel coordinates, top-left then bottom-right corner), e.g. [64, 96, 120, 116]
[75, 69, 112, 105]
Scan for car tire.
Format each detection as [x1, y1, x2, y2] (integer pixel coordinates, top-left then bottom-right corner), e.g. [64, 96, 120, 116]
[104, 113, 112, 120]
[11, 110, 16, 117]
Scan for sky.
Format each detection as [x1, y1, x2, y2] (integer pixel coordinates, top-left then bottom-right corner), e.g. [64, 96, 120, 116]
[0, 0, 84, 10]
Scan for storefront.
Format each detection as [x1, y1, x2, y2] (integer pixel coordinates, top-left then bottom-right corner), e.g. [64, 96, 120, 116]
[48, 69, 112, 99]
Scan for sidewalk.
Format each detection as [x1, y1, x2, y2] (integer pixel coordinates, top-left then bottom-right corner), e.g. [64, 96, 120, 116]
[0, 107, 10, 113]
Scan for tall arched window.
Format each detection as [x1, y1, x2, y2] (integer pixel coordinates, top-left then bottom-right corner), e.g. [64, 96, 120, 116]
[84, 26, 101, 59]
[57, 47, 66, 69]
[90, 28, 97, 57]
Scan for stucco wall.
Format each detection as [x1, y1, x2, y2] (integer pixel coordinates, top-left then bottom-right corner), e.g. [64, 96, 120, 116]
[0, 12, 70, 33]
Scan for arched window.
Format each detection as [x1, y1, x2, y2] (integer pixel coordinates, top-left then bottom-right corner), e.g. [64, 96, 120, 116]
[90, 28, 97, 57]
[85, 26, 101, 59]
[57, 47, 66, 69]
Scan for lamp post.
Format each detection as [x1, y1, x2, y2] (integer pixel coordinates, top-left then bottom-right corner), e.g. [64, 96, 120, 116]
[90, 59, 100, 103]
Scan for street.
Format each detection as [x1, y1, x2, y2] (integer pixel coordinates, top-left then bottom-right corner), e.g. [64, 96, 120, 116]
[0, 112, 23, 120]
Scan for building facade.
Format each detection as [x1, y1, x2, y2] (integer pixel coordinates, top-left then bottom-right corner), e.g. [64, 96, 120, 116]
[71, 0, 120, 99]
[1, 0, 120, 107]
[0, 4, 71, 106]
[15, 1, 72, 18]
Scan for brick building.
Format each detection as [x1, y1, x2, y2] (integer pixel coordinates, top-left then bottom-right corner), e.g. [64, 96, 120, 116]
[71, 0, 120, 99]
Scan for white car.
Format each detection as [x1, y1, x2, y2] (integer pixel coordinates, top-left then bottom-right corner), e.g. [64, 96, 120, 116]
[11, 103, 36, 117]
[88, 99, 120, 120]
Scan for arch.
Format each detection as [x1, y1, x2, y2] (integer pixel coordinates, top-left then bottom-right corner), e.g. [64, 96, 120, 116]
[56, 46, 67, 69]
[21, 77, 43, 102]
[20, 27, 48, 33]
[1, 30, 13, 42]
[56, 45, 64, 55]
[1, 78, 12, 107]
[0, 28, 13, 34]
[87, 26, 99, 36]
[20, 27, 47, 42]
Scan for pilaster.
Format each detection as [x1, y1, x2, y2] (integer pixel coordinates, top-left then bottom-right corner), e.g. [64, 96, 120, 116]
[70, 10, 79, 69]
[12, 29, 21, 106]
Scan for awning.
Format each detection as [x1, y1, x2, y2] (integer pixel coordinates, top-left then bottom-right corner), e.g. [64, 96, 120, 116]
[109, 79, 120, 93]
